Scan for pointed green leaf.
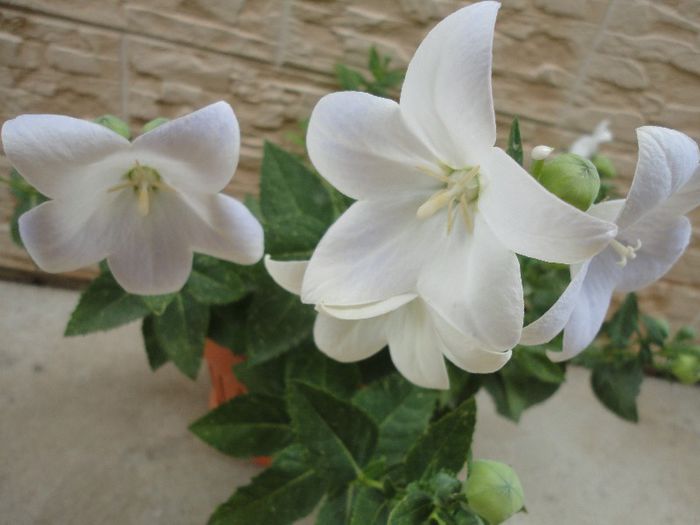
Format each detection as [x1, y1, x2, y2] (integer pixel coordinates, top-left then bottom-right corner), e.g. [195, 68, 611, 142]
[288, 381, 378, 487]
[152, 293, 209, 379]
[286, 342, 361, 399]
[141, 315, 169, 370]
[208, 445, 324, 525]
[185, 255, 249, 305]
[65, 271, 150, 336]
[605, 293, 639, 346]
[591, 358, 643, 422]
[354, 374, 438, 464]
[140, 293, 177, 315]
[506, 117, 523, 166]
[405, 397, 476, 480]
[387, 489, 434, 525]
[190, 393, 292, 457]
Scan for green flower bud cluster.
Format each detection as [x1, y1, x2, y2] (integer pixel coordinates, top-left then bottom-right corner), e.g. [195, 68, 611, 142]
[536, 153, 601, 211]
[465, 460, 525, 525]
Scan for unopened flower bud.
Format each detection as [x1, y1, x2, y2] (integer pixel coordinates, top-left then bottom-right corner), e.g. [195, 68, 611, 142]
[538, 153, 600, 211]
[93, 114, 131, 140]
[142, 117, 170, 134]
[671, 354, 699, 385]
[591, 154, 616, 180]
[465, 460, 524, 525]
[531, 145, 554, 161]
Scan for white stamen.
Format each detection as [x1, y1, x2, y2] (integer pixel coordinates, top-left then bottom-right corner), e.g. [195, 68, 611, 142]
[610, 238, 642, 267]
[416, 165, 480, 233]
[138, 180, 150, 216]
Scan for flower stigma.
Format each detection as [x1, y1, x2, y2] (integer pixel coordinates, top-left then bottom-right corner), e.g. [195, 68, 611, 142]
[610, 238, 642, 267]
[107, 161, 169, 216]
[416, 164, 480, 233]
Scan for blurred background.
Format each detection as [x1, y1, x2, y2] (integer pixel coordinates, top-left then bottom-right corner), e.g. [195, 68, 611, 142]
[0, 0, 698, 323]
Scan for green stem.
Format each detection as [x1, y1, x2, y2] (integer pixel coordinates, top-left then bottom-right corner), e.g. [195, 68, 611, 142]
[531, 159, 545, 180]
[429, 510, 448, 525]
[356, 473, 384, 491]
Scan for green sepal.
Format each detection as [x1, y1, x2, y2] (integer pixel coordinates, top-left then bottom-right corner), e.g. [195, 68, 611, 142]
[189, 393, 292, 457]
[93, 114, 131, 139]
[141, 117, 169, 133]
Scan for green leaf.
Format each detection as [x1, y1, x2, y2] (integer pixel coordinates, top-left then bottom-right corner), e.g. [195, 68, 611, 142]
[387, 489, 434, 525]
[208, 444, 324, 525]
[245, 274, 316, 365]
[591, 358, 643, 422]
[152, 293, 210, 379]
[506, 117, 523, 166]
[140, 293, 177, 315]
[207, 297, 252, 352]
[514, 347, 565, 384]
[404, 397, 476, 481]
[260, 142, 334, 258]
[185, 255, 249, 305]
[605, 293, 639, 346]
[244, 194, 264, 223]
[65, 271, 151, 336]
[354, 374, 438, 465]
[141, 315, 169, 370]
[286, 342, 361, 399]
[641, 315, 670, 346]
[288, 381, 378, 487]
[335, 64, 365, 91]
[190, 393, 292, 457]
[316, 486, 390, 525]
[368, 46, 383, 78]
[8, 169, 48, 248]
[233, 355, 288, 398]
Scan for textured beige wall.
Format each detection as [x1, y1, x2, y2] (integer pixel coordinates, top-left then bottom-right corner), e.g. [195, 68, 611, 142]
[0, 0, 698, 329]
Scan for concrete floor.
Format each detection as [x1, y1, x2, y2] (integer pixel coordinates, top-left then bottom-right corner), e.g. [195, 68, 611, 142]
[0, 280, 698, 525]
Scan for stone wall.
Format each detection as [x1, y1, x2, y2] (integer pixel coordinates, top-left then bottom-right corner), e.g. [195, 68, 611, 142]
[0, 0, 699, 330]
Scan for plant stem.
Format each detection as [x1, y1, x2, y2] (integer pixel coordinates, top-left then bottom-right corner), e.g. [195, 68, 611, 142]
[356, 473, 384, 491]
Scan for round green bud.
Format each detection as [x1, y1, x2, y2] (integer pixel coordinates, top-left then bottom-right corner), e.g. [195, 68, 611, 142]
[142, 117, 170, 134]
[93, 114, 131, 140]
[538, 153, 600, 211]
[671, 354, 699, 385]
[465, 460, 525, 525]
[591, 154, 616, 179]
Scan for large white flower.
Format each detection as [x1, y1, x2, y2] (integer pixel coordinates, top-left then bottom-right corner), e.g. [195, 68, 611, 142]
[521, 126, 700, 361]
[301, 1, 616, 356]
[265, 256, 510, 389]
[2, 102, 264, 295]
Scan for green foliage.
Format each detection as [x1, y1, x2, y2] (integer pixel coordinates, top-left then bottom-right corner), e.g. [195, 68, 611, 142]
[189, 393, 292, 457]
[208, 445, 324, 525]
[93, 114, 131, 139]
[8, 169, 48, 248]
[590, 358, 643, 422]
[335, 46, 405, 99]
[404, 397, 476, 481]
[605, 293, 639, 347]
[184, 255, 250, 305]
[388, 488, 434, 525]
[285, 342, 361, 398]
[288, 381, 378, 487]
[141, 315, 169, 370]
[506, 118, 523, 167]
[65, 270, 151, 336]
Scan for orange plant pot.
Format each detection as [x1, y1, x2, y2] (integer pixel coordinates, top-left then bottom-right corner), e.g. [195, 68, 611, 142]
[203, 339, 272, 467]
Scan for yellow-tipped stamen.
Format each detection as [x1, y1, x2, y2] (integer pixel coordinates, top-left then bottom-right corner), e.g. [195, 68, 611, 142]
[416, 164, 480, 233]
[417, 165, 451, 184]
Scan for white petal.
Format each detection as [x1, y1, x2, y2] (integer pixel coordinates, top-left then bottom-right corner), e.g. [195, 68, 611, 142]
[264, 256, 308, 296]
[659, 166, 700, 218]
[18, 196, 114, 273]
[417, 215, 523, 351]
[385, 300, 450, 389]
[1, 114, 129, 199]
[106, 190, 194, 295]
[520, 262, 590, 346]
[429, 304, 512, 374]
[313, 312, 386, 363]
[549, 250, 621, 362]
[479, 147, 617, 263]
[301, 196, 442, 306]
[180, 193, 264, 265]
[587, 199, 625, 223]
[306, 92, 439, 200]
[319, 293, 417, 320]
[400, 1, 499, 167]
[132, 101, 240, 193]
[616, 126, 699, 230]
[615, 215, 692, 293]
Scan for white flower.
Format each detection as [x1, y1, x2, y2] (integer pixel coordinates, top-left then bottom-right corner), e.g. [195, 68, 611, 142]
[2, 102, 264, 295]
[522, 126, 700, 361]
[301, 1, 616, 358]
[265, 256, 510, 389]
[570, 120, 613, 158]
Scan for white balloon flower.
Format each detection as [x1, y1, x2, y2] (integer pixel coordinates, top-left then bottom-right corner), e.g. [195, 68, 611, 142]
[521, 126, 700, 361]
[300, 1, 617, 359]
[2, 101, 264, 295]
[265, 257, 510, 389]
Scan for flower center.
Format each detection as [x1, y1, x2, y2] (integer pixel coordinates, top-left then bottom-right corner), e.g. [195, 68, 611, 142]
[610, 238, 642, 267]
[107, 162, 169, 216]
[416, 164, 480, 233]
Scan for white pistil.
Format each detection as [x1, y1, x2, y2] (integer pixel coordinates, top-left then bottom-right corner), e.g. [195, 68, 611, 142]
[416, 165, 480, 233]
[610, 238, 642, 267]
[107, 162, 169, 217]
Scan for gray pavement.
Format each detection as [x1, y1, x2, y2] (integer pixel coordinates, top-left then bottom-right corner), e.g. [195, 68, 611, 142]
[0, 281, 698, 524]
